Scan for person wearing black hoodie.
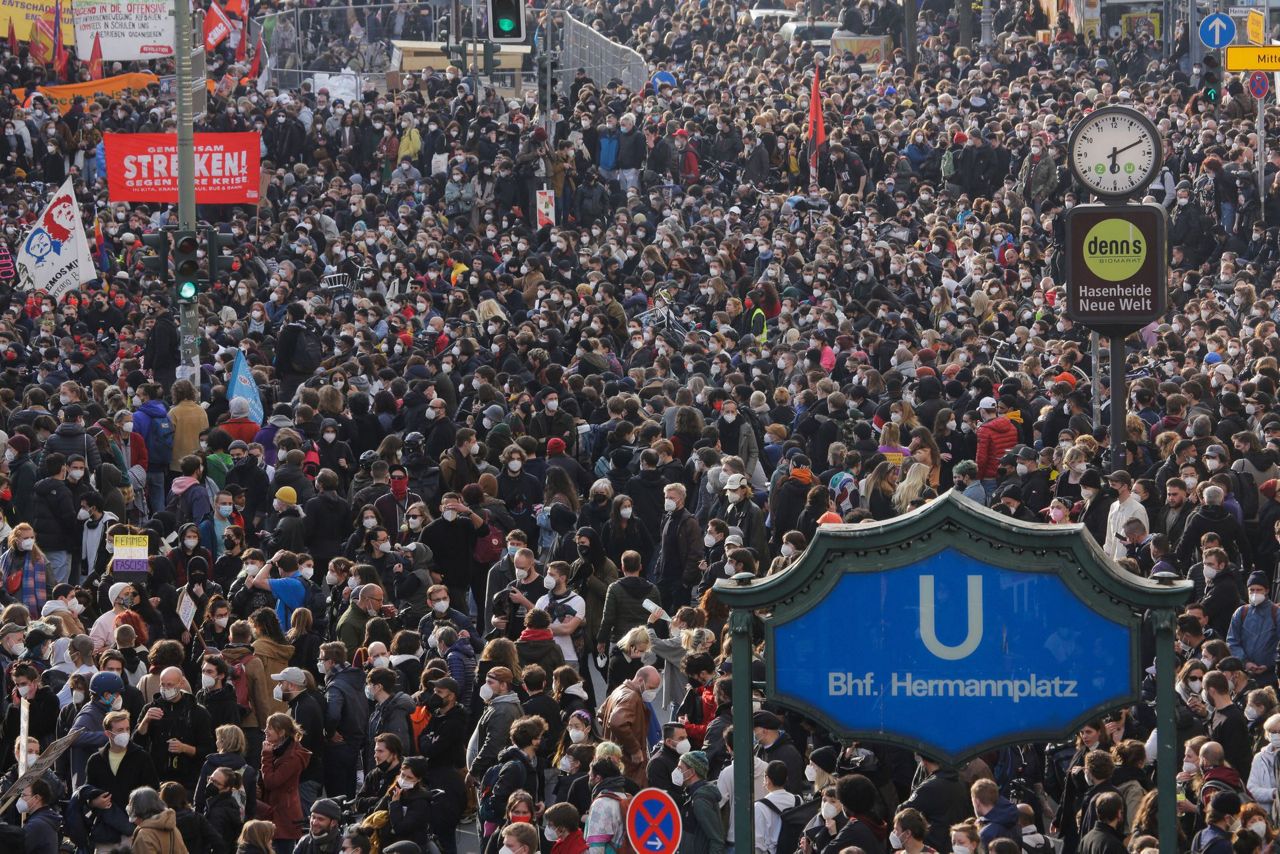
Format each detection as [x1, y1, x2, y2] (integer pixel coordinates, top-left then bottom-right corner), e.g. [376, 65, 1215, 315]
[303, 470, 351, 575]
[596, 549, 658, 651]
[315, 419, 356, 485]
[824, 773, 889, 854]
[196, 655, 242, 731]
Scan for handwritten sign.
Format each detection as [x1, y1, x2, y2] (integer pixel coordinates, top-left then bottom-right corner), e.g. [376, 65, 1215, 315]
[0, 242, 15, 289]
[111, 533, 150, 582]
[176, 590, 198, 629]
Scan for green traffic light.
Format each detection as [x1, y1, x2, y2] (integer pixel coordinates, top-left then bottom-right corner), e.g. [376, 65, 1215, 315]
[178, 280, 197, 301]
[498, 17, 515, 31]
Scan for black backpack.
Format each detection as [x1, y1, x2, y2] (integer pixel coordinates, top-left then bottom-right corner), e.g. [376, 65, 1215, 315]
[758, 796, 818, 854]
[290, 323, 323, 374]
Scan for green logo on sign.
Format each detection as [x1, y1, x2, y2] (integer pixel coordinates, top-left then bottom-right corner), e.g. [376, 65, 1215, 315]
[1083, 218, 1146, 282]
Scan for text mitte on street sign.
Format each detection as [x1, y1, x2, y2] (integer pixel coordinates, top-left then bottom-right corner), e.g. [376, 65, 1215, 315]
[1063, 203, 1167, 332]
[1227, 45, 1280, 71]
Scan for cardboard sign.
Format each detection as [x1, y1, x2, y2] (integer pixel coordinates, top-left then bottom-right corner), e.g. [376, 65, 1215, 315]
[110, 533, 150, 581]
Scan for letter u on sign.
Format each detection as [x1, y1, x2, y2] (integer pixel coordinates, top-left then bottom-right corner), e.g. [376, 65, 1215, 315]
[919, 575, 983, 660]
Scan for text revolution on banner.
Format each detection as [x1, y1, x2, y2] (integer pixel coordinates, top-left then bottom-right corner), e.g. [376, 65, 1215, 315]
[71, 0, 174, 61]
[104, 132, 262, 204]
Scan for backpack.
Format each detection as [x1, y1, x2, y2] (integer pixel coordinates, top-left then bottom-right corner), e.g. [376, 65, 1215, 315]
[146, 412, 176, 467]
[290, 323, 323, 374]
[478, 756, 527, 823]
[941, 148, 958, 180]
[596, 790, 636, 854]
[472, 511, 506, 564]
[1229, 468, 1260, 521]
[758, 796, 815, 854]
[226, 653, 256, 719]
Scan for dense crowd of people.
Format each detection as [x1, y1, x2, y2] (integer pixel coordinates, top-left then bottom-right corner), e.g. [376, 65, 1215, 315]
[2, 0, 1280, 853]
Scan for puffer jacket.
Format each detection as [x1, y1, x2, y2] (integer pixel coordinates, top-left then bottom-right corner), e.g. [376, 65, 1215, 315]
[30, 475, 77, 551]
[976, 416, 1019, 479]
[45, 421, 101, 471]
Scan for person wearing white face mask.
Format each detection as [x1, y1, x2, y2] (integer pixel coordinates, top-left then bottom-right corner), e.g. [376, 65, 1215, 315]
[364, 669, 417, 774]
[1229, 572, 1280, 690]
[647, 722, 693, 798]
[534, 564, 586, 670]
[133, 665, 213, 789]
[467, 666, 523, 789]
[195, 656, 242, 731]
[1247, 714, 1280, 810]
[595, 664, 663, 787]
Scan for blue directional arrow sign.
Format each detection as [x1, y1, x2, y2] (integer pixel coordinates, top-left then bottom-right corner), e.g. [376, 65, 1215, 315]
[1200, 13, 1236, 49]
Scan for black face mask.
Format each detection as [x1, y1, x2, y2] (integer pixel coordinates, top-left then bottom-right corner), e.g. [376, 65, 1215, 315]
[425, 692, 444, 712]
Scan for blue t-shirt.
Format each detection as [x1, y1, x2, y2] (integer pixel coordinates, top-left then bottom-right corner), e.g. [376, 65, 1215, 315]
[268, 576, 307, 628]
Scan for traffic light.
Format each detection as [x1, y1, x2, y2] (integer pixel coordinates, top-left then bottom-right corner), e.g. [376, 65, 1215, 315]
[488, 0, 526, 42]
[1203, 54, 1221, 105]
[139, 230, 170, 281]
[205, 227, 237, 282]
[173, 230, 200, 302]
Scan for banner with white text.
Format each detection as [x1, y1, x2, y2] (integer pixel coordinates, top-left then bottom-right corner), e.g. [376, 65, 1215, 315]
[103, 132, 261, 204]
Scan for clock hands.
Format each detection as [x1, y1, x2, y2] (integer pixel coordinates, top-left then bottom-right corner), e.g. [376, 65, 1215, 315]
[1107, 139, 1144, 174]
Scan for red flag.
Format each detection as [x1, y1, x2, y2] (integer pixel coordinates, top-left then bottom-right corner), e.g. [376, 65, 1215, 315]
[807, 60, 826, 188]
[88, 32, 103, 80]
[235, 20, 248, 61]
[246, 28, 264, 81]
[52, 0, 67, 79]
[6, 18, 15, 56]
[204, 0, 233, 51]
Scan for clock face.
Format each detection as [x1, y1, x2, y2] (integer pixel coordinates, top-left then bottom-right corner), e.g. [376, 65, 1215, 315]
[1068, 107, 1161, 198]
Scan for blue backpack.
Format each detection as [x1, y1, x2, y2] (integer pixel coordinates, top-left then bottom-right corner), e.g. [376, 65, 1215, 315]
[146, 413, 176, 467]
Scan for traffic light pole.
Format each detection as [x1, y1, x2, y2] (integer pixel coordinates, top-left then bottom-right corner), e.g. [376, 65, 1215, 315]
[174, 0, 202, 396]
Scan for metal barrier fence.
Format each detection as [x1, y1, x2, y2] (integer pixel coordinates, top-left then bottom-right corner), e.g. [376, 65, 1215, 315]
[554, 12, 649, 95]
[254, 4, 648, 98]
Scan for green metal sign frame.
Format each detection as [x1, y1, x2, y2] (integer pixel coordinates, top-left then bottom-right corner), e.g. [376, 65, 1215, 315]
[715, 491, 1191, 854]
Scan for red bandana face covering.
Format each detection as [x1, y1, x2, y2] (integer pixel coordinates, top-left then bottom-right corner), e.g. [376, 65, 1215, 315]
[390, 477, 408, 499]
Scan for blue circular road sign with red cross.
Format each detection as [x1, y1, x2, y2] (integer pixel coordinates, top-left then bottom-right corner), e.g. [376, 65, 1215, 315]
[1250, 71, 1271, 101]
[626, 788, 683, 854]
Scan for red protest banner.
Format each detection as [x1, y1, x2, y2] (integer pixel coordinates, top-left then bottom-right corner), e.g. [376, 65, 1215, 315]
[103, 132, 261, 204]
[203, 0, 231, 51]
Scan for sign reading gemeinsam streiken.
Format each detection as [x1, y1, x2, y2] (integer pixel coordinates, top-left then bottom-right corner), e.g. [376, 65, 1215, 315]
[1064, 203, 1167, 332]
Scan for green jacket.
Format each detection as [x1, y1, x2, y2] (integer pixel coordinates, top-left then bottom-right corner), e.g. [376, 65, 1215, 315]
[336, 602, 371, 653]
[680, 779, 726, 854]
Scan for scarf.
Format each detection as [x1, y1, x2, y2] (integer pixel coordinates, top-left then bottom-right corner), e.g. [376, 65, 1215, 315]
[519, 628, 554, 642]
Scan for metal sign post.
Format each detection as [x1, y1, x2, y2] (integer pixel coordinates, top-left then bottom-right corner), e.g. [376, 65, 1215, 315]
[174, 0, 201, 392]
[1252, 71, 1270, 218]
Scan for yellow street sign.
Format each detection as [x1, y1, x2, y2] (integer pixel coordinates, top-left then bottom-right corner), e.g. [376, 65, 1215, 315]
[1226, 44, 1280, 70]
[1248, 9, 1266, 45]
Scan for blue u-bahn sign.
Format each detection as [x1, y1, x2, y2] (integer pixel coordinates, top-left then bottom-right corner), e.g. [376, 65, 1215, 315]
[717, 490, 1190, 763]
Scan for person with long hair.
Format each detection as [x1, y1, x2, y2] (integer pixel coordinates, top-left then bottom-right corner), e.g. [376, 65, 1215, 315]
[236, 819, 277, 854]
[865, 461, 900, 521]
[1, 522, 48, 615]
[893, 462, 936, 514]
[259, 713, 310, 854]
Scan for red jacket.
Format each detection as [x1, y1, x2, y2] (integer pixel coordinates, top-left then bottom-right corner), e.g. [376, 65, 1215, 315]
[259, 738, 311, 840]
[976, 416, 1019, 480]
[553, 830, 588, 854]
[221, 416, 261, 444]
[681, 683, 717, 747]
